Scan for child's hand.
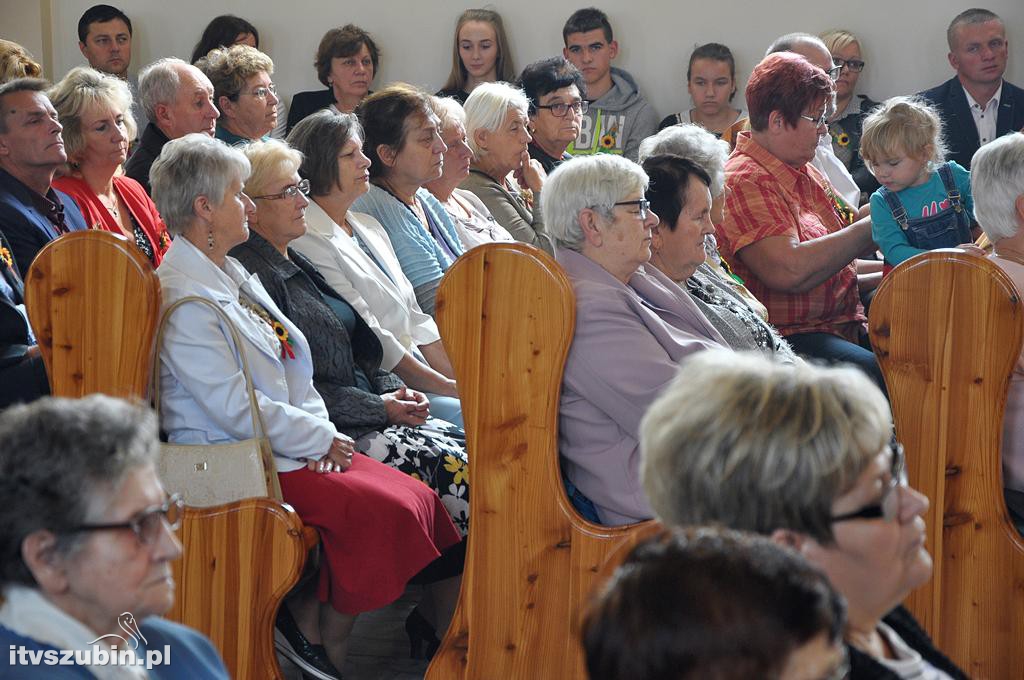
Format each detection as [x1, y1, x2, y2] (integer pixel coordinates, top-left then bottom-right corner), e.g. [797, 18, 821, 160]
[956, 243, 987, 257]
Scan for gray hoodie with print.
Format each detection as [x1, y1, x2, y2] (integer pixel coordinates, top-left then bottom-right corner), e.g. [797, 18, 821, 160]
[567, 67, 659, 162]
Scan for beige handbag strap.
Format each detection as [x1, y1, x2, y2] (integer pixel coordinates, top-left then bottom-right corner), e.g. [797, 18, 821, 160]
[152, 295, 268, 446]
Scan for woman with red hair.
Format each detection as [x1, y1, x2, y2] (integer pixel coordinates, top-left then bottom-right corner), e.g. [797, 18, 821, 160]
[716, 52, 883, 392]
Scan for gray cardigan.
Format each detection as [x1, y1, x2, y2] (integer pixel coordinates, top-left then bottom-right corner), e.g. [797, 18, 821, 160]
[459, 168, 554, 255]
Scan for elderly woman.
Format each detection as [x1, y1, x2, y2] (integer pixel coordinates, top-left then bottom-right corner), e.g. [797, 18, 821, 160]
[821, 29, 880, 198]
[973, 133, 1024, 532]
[519, 56, 587, 174]
[49, 66, 170, 266]
[547, 154, 725, 525]
[351, 84, 465, 316]
[230, 138, 470, 537]
[642, 350, 967, 679]
[0, 395, 228, 677]
[641, 154, 795, 360]
[150, 134, 462, 675]
[582, 527, 847, 680]
[287, 111, 462, 426]
[462, 81, 552, 254]
[718, 52, 884, 390]
[639, 123, 767, 318]
[196, 44, 279, 146]
[288, 24, 379, 133]
[0, 39, 42, 83]
[425, 96, 514, 249]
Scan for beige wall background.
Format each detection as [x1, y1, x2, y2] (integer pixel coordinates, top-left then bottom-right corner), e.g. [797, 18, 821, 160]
[2, 0, 1022, 119]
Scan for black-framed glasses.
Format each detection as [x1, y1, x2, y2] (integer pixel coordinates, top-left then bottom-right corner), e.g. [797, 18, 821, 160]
[825, 64, 843, 80]
[239, 83, 277, 99]
[536, 100, 589, 117]
[251, 179, 310, 201]
[832, 57, 865, 73]
[70, 493, 184, 545]
[613, 198, 651, 221]
[832, 442, 906, 524]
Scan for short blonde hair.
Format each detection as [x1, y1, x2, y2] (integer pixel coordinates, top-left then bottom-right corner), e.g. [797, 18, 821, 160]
[0, 40, 42, 83]
[819, 29, 860, 56]
[242, 138, 303, 198]
[860, 96, 947, 170]
[640, 350, 892, 544]
[48, 66, 136, 165]
[196, 44, 273, 104]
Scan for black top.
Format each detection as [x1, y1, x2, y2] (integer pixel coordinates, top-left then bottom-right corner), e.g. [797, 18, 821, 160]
[286, 88, 337, 135]
[229, 232, 404, 438]
[847, 607, 967, 680]
[124, 123, 170, 196]
[435, 87, 469, 106]
[527, 141, 571, 175]
[0, 229, 48, 408]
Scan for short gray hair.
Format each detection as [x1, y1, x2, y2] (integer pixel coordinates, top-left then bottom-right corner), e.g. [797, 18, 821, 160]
[638, 124, 730, 197]
[543, 154, 648, 252]
[641, 350, 892, 544]
[0, 395, 159, 588]
[150, 133, 250, 235]
[430, 95, 466, 133]
[48, 66, 136, 163]
[972, 133, 1024, 241]
[138, 58, 211, 124]
[463, 81, 529, 156]
[287, 109, 363, 197]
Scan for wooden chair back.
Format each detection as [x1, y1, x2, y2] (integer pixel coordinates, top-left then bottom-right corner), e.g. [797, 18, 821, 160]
[869, 250, 1024, 679]
[169, 498, 317, 680]
[24, 230, 160, 399]
[429, 243, 655, 679]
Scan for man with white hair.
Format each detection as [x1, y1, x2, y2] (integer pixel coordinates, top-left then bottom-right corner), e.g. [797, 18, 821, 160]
[124, 58, 219, 194]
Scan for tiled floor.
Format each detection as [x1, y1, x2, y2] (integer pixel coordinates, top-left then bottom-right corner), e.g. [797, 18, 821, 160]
[279, 588, 430, 680]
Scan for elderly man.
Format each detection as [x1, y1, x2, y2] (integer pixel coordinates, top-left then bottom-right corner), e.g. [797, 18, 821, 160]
[0, 79, 87, 275]
[125, 58, 219, 194]
[77, 4, 146, 137]
[717, 53, 884, 392]
[920, 8, 1024, 169]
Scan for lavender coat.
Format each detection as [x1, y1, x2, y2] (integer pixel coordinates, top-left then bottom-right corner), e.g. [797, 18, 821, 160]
[557, 248, 727, 525]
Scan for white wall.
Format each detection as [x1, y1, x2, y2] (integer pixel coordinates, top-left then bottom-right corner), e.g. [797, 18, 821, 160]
[2, 0, 1022, 120]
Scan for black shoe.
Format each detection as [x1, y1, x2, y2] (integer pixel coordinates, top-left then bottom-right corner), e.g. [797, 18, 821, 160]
[275, 605, 344, 680]
[405, 607, 441, 660]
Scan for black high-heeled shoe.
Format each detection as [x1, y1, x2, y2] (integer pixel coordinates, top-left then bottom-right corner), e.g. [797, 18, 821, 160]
[274, 605, 344, 680]
[405, 607, 441, 660]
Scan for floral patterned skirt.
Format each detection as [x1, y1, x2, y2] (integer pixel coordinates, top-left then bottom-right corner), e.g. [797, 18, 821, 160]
[355, 417, 469, 536]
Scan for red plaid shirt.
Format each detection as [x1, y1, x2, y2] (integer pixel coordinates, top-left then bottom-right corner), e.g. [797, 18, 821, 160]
[717, 131, 865, 341]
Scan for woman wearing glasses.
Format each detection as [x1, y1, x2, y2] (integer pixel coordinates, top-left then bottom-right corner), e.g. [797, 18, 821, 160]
[196, 44, 279, 146]
[149, 135, 462, 677]
[0, 395, 229, 678]
[519, 57, 587, 174]
[641, 350, 967, 680]
[546, 154, 726, 526]
[461, 81, 554, 255]
[820, 30, 880, 198]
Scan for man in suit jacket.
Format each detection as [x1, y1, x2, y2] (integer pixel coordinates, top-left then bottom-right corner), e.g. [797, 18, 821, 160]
[0, 79, 87, 275]
[919, 8, 1024, 169]
[0, 229, 47, 409]
[125, 58, 219, 194]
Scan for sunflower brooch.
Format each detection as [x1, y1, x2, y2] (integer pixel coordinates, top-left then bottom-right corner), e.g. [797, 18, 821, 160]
[834, 132, 851, 147]
[0, 246, 12, 270]
[273, 321, 296, 360]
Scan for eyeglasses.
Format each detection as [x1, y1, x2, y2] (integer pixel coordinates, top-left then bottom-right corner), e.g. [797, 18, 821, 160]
[251, 179, 311, 201]
[239, 83, 277, 99]
[825, 64, 843, 80]
[800, 109, 831, 128]
[71, 493, 184, 546]
[831, 441, 906, 524]
[535, 100, 589, 117]
[832, 57, 865, 73]
[613, 198, 651, 221]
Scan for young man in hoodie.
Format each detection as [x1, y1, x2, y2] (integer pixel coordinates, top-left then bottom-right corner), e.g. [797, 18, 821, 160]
[562, 8, 658, 162]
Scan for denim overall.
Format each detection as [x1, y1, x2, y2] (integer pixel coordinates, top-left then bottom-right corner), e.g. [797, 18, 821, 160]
[878, 163, 972, 250]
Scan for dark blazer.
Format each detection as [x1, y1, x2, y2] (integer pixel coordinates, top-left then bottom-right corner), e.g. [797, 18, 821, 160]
[286, 88, 336, 134]
[847, 606, 967, 680]
[0, 169, 87, 275]
[124, 123, 170, 195]
[0, 229, 48, 409]
[919, 76, 1024, 169]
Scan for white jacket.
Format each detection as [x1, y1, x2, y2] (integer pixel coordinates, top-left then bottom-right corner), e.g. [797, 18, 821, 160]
[156, 236, 336, 472]
[291, 201, 440, 370]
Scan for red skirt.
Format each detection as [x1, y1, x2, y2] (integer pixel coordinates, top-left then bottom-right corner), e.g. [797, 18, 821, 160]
[278, 453, 461, 615]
